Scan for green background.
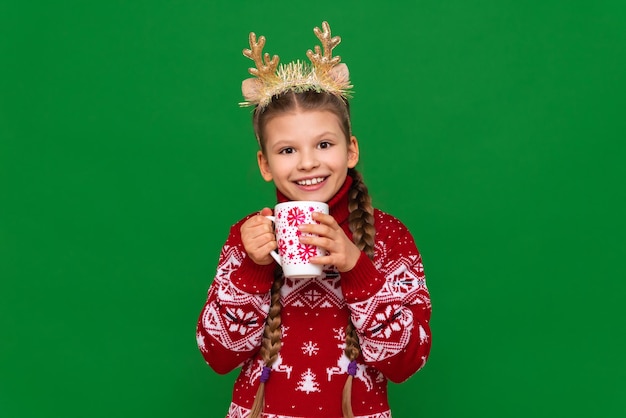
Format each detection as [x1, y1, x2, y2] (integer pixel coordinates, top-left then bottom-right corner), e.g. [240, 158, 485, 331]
[2, 1, 625, 417]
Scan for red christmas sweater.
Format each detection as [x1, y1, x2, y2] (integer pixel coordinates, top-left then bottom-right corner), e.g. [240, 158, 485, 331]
[197, 177, 432, 417]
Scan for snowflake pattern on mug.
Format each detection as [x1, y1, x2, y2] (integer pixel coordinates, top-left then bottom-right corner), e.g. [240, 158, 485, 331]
[277, 238, 287, 255]
[272, 201, 328, 277]
[298, 243, 317, 261]
[287, 207, 306, 226]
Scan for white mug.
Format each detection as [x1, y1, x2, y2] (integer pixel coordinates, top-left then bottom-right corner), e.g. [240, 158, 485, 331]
[266, 201, 329, 279]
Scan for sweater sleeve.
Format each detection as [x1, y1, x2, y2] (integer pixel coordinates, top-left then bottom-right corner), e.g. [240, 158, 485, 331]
[340, 212, 432, 383]
[196, 217, 276, 374]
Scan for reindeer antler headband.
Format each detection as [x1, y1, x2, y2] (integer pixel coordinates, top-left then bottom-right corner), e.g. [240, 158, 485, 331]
[240, 21, 352, 108]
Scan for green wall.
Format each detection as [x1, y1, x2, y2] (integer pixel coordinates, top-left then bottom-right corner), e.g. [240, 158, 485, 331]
[2, 1, 625, 417]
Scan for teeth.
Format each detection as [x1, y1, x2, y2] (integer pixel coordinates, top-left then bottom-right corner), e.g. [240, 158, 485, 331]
[297, 177, 325, 186]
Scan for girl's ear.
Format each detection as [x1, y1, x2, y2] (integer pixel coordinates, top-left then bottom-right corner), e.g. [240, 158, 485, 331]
[347, 136, 360, 169]
[257, 150, 274, 182]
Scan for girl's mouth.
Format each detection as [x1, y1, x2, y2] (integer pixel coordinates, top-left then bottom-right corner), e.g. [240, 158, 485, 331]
[295, 176, 327, 186]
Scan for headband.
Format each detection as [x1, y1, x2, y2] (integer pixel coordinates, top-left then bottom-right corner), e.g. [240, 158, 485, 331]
[240, 21, 352, 108]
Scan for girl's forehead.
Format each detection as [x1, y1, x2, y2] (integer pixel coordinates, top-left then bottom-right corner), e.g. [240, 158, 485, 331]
[265, 111, 343, 138]
[266, 109, 342, 127]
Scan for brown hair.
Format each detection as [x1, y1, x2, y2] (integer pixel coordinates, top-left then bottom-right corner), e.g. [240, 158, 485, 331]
[250, 91, 375, 418]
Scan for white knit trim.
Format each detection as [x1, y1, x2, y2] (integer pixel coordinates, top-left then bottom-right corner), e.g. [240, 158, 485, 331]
[227, 402, 392, 417]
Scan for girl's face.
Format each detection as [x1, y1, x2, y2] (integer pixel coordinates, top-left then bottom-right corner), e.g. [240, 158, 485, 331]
[257, 109, 359, 202]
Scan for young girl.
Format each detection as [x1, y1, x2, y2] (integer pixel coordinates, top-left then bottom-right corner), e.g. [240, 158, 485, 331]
[197, 22, 432, 418]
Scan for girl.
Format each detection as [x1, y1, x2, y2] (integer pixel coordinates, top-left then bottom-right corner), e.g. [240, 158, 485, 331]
[197, 22, 431, 418]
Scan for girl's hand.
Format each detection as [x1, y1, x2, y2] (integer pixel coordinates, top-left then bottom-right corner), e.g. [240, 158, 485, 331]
[240, 207, 276, 266]
[298, 212, 361, 272]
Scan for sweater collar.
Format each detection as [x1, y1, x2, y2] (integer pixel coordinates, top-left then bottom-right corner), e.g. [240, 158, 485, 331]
[276, 174, 353, 226]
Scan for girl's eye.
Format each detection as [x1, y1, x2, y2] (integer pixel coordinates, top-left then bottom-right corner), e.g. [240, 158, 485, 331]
[319, 141, 332, 149]
[279, 147, 295, 154]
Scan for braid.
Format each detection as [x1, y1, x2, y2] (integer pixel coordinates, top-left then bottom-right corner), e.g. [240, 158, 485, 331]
[347, 168, 376, 259]
[250, 267, 285, 418]
[342, 168, 376, 418]
[342, 320, 360, 418]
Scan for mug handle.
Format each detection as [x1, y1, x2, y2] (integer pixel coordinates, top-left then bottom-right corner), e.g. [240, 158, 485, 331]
[265, 216, 282, 266]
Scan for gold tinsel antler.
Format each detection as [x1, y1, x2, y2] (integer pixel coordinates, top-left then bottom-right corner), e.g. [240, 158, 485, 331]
[243, 32, 280, 81]
[240, 22, 351, 108]
[306, 21, 342, 73]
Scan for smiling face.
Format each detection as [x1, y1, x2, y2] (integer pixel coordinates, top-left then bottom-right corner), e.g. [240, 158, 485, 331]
[257, 109, 359, 202]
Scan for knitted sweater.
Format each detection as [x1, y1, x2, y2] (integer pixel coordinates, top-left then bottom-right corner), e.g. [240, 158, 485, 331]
[196, 177, 432, 417]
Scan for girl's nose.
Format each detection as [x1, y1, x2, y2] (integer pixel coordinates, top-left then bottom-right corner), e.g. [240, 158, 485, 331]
[297, 150, 320, 171]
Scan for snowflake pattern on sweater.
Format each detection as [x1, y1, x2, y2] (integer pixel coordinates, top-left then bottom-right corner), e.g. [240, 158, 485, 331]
[197, 179, 431, 417]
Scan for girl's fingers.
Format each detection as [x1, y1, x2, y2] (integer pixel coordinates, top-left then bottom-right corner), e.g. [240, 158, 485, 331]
[308, 255, 330, 265]
[315, 212, 340, 226]
[299, 235, 332, 250]
[298, 223, 334, 238]
[259, 207, 273, 217]
[259, 239, 277, 253]
[247, 235, 277, 265]
[243, 217, 275, 239]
